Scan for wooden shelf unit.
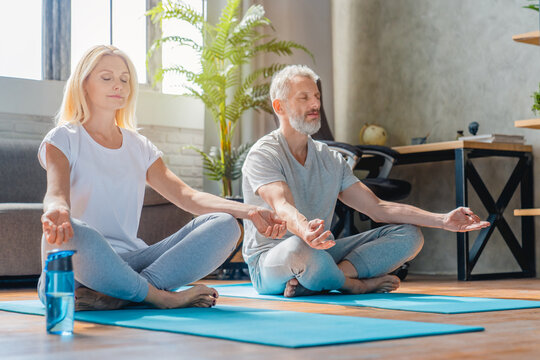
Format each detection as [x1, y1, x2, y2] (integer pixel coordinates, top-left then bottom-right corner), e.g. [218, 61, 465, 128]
[512, 31, 540, 46]
[515, 209, 540, 216]
[513, 32, 539, 216]
[515, 118, 540, 129]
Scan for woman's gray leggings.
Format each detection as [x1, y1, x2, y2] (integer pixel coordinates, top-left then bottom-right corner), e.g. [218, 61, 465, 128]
[38, 213, 240, 304]
[252, 224, 424, 295]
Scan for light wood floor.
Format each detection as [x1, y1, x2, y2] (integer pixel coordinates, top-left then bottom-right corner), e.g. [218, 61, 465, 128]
[1, 275, 540, 360]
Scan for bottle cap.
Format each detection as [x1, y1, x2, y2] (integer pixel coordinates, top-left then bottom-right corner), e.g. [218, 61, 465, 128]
[45, 250, 77, 272]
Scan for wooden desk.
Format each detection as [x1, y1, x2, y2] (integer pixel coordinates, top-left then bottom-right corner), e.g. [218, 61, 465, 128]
[394, 140, 532, 155]
[392, 141, 535, 281]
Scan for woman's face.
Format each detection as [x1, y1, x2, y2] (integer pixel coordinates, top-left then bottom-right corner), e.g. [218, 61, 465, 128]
[84, 55, 131, 112]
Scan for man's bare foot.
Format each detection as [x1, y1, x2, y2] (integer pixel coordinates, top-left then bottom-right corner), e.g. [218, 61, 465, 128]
[284, 278, 320, 297]
[149, 284, 218, 309]
[75, 287, 130, 311]
[340, 274, 400, 294]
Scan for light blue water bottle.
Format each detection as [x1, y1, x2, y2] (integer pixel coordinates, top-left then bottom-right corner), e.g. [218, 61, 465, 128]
[44, 249, 76, 335]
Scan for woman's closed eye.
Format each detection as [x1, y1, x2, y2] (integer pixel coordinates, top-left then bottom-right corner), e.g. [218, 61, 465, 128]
[101, 76, 129, 83]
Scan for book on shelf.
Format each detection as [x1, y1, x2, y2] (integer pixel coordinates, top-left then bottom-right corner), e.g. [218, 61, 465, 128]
[458, 134, 525, 144]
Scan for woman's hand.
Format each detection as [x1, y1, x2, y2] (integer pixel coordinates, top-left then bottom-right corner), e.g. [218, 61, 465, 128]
[302, 219, 335, 249]
[41, 208, 74, 245]
[247, 207, 287, 239]
[442, 207, 491, 232]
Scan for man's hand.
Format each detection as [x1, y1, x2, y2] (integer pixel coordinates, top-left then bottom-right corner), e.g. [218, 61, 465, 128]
[248, 207, 287, 238]
[41, 208, 74, 245]
[302, 219, 335, 249]
[442, 207, 490, 232]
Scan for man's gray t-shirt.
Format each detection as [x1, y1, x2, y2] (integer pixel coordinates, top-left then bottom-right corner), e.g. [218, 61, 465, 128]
[242, 129, 359, 269]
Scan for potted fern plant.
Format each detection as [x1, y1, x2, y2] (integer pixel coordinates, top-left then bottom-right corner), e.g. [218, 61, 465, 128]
[146, 0, 313, 197]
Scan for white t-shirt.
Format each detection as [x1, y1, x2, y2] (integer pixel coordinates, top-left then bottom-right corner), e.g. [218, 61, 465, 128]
[39, 123, 163, 253]
[241, 129, 359, 268]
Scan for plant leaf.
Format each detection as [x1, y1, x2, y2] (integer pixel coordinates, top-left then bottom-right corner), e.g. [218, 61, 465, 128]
[147, 0, 314, 192]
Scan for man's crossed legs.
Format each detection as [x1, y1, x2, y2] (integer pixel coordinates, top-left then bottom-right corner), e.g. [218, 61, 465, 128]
[251, 224, 424, 297]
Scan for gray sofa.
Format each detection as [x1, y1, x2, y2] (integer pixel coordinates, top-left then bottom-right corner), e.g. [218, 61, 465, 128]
[0, 138, 193, 278]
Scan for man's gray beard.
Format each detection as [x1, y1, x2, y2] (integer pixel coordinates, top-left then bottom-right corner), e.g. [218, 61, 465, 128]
[289, 113, 321, 136]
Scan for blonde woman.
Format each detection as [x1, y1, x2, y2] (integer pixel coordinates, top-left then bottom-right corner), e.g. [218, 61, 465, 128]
[38, 45, 286, 310]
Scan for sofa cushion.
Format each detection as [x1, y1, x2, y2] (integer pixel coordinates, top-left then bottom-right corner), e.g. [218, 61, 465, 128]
[0, 203, 44, 276]
[143, 185, 171, 206]
[0, 139, 46, 203]
[138, 203, 194, 245]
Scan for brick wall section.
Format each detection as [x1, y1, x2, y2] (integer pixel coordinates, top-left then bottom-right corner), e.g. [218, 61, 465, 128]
[139, 125, 204, 190]
[0, 114, 204, 190]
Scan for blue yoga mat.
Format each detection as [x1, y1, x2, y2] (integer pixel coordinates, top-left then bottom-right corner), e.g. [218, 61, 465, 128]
[0, 300, 482, 348]
[211, 283, 540, 314]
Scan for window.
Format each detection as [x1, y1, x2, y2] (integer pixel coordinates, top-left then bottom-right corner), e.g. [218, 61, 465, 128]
[71, 0, 147, 83]
[0, 0, 200, 90]
[0, 0, 42, 80]
[160, 0, 204, 95]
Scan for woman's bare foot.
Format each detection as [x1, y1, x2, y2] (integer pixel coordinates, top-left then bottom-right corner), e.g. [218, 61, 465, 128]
[340, 274, 400, 294]
[146, 284, 218, 309]
[75, 287, 130, 311]
[284, 278, 320, 297]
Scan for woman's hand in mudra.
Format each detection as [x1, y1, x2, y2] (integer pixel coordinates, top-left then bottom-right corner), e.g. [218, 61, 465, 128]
[248, 207, 287, 239]
[41, 208, 74, 245]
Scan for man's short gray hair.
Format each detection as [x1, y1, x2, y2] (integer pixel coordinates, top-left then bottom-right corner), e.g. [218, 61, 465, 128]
[270, 65, 320, 103]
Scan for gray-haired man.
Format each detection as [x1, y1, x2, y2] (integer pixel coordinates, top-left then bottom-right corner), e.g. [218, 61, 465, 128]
[241, 65, 489, 297]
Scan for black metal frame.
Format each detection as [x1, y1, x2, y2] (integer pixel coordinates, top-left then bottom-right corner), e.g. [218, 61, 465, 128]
[397, 146, 535, 281]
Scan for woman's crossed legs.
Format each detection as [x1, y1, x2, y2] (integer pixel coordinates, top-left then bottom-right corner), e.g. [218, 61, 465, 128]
[38, 213, 240, 310]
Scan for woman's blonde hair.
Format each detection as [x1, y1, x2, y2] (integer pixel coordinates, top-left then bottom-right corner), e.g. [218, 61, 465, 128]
[55, 45, 138, 130]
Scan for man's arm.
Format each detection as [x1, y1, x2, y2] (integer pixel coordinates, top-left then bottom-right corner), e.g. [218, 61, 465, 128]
[339, 182, 490, 232]
[146, 158, 286, 238]
[257, 181, 335, 249]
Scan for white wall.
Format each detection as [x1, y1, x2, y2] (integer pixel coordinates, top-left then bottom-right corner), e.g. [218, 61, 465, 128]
[332, 0, 540, 275]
